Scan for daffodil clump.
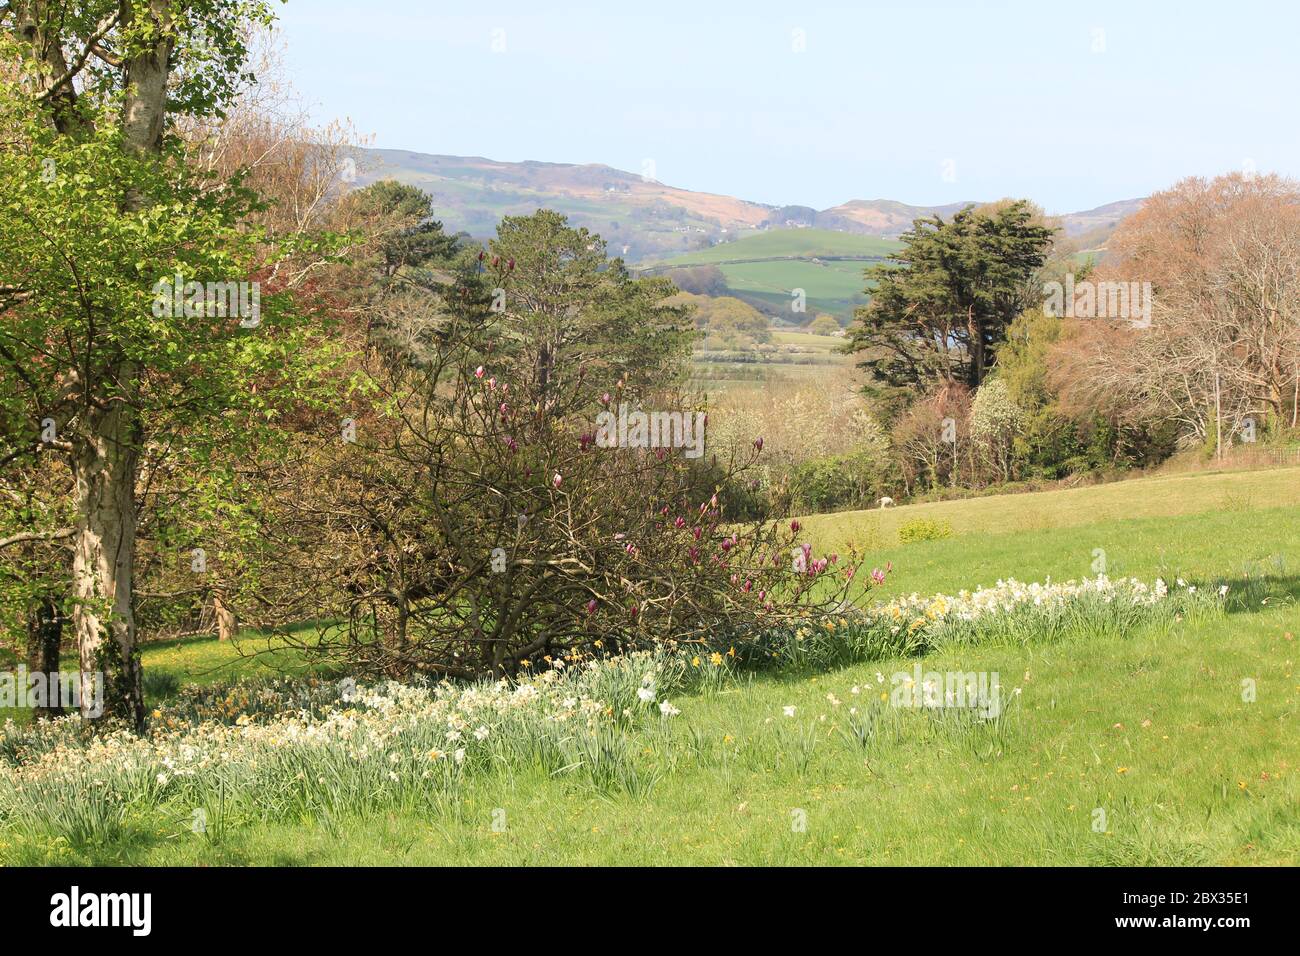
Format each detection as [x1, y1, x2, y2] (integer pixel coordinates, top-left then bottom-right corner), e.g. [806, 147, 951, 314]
[0, 650, 690, 848]
[754, 575, 1219, 669]
[0, 575, 1222, 851]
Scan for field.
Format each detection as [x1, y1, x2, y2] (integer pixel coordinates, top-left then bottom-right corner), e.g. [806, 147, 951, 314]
[690, 328, 852, 391]
[5, 466, 1295, 866]
[649, 228, 901, 320]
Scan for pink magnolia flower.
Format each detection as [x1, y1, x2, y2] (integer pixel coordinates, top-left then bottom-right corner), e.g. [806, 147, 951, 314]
[753, 436, 764, 452]
[585, 599, 597, 615]
[871, 567, 886, 586]
[474, 366, 485, 379]
[552, 472, 562, 488]
[790, 519, 801, 533]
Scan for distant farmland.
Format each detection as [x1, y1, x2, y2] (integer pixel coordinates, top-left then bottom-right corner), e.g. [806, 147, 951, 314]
[642, 228, 901, 321]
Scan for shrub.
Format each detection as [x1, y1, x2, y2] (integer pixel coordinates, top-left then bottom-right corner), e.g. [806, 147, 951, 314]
[897, 518, 953, 544]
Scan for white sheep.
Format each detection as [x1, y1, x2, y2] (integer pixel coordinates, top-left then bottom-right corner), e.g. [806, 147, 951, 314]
[878, 496, 895, 509]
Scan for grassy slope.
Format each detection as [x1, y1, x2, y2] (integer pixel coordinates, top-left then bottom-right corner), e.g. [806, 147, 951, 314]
[800, 465, 1300, 554]
[43, 467, 1298, 866]
[657, 229, 901, 264]
[653, 229, 900, 319]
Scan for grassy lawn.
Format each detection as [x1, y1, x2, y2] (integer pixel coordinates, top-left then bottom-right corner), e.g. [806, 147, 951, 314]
[114, 605, 1297, 866]
[6, 466, 1291, 866]
[801, 465, 1300, 553]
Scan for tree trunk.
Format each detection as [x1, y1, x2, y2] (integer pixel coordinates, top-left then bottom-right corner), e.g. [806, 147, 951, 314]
[25, 594, 64, 719]
[72, 393, 144, 729]
[213, 589, 237, 642]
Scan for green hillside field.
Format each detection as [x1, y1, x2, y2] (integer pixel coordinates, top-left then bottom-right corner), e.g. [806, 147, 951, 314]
[648, 229, 901, 321]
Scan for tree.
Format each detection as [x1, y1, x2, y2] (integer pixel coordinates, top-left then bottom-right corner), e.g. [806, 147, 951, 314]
[342, 180, 460, 286]
[808, 314, 841, 336]
[664, 264, 728, 296]
[1062, 173, 1300, 454]
[889, 384, 971, 493]
[847, 201, 1055, 413]
[247, 238, 862, 677]
[969, 377, 1022, 484]
[0, 1, 324, 727]
[484, 211, 693, 396]
[670, 292, 770, 348]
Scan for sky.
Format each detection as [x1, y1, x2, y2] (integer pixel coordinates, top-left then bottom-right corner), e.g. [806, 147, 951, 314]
[276, 0, 1300, 214]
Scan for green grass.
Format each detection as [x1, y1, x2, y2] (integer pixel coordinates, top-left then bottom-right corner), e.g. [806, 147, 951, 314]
[655, 228, 901, 265]
[29, 595, 1296, 866]
[770, 330, 844, 350]
[649, 228, 900, 320]
[4, 467, 1298, 866]
[801, 465, 1300, 554]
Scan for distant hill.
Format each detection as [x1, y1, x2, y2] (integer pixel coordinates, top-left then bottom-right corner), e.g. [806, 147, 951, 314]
[815, 199, 975, 234]
[351, 148, 771, 262]
[351, 148, 1144, 265]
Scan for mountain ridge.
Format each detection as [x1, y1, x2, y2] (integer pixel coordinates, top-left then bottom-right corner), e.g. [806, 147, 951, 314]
[353, 147, 1143, 262]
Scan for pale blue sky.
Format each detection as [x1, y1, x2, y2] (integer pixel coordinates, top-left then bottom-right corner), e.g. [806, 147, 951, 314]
[276, 0, 1300, 213]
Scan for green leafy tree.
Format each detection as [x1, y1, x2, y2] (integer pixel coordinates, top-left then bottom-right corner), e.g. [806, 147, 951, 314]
[344, 180, 460, 284]
[847, 201, 1055, 415]
[0, 0, 329, 728]
[808, 314, 841, 336]
[485, 210, 693, 396]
